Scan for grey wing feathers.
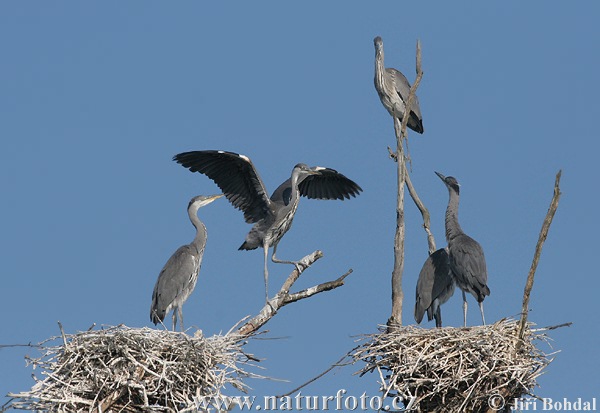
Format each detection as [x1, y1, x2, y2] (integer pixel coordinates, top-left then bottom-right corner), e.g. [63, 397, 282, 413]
[415, 248, 454, 324]
[387, 68, 412, 102]
[387, 68, 424, 133]
[298, 169, 362, 200]
[173, 150, 271, 224]
[451, 236, 490, 301]
[150, 245, 199, 324]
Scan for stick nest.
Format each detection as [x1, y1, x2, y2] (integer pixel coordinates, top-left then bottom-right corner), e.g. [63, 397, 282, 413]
[352, 319, 555, 413]
[6, 325, 256, 412]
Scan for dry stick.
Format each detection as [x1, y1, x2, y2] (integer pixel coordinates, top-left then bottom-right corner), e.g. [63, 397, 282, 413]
[388, 39, 424, 328]
[517, 170, 562, 343]
[236, 251, 352, 337]
[405, 169, 436, 255]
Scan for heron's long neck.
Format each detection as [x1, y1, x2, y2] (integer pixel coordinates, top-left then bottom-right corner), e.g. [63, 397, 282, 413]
[374, 50, 386, 92]
[290, 173, 302, 205]
[445, 190, 464, 241]
[189, 209, 208, 253]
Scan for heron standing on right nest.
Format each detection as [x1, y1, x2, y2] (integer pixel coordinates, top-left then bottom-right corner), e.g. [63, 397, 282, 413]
[373, 36, 424, 134]
[436, 172, 490, 326]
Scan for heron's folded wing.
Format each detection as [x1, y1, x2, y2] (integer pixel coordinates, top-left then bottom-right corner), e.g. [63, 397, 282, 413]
[151, 245, 199, 321]
[451, 237, 490, 299]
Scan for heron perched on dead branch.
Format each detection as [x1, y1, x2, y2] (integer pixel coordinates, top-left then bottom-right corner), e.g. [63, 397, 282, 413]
[173, 150, 362, 301]
[150, 194, 222, 331]
[436, 172, 490, 326]
[373, 36, 424, 134]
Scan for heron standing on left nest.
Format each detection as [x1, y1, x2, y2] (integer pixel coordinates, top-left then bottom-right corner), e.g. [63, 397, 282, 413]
[150, 194, 223, 331]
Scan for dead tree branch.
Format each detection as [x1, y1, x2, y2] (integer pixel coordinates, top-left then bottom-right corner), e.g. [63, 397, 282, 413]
[236, 251, 353, 337]
[517, 170, 562, 342]
[388, 39, 424, 328]
[405, 168, 436, 255]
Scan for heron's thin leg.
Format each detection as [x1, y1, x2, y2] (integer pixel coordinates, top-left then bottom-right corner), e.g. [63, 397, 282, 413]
[462, 290, 468, 327]
[271, 243, 302, 272]
[479, 301, 486, 326]
[263, 243, 269, 303]
[172, 310, 177, 332]
[435, 307, 442, 328]
[178, 307, 185, 332]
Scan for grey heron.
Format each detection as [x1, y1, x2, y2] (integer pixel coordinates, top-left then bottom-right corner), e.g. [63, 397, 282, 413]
[436, 172, 490, 326]
[150, 194, 223, 331]
[414, 247, 455, 327]
[373, 36, 424, 134]
[173, 150, 362, 301]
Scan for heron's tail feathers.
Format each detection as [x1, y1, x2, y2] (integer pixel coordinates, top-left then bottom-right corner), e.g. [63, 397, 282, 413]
[150, 307, 166, 325]
[239, 241, 259, 251]
[408, 114, 424, 134]
[477, 285, 491, 302]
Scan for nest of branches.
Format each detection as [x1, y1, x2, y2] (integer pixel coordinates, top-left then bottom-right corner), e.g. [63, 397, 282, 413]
[352, 319, 555, 413]
[5, 325, 256, 412]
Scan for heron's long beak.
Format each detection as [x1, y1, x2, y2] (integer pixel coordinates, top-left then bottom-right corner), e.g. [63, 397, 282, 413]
[203, 194, 224, 206]
[435, 171, 446, 181]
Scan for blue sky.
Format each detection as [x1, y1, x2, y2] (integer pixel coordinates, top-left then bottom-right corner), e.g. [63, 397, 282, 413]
[1, 2, 598, 410]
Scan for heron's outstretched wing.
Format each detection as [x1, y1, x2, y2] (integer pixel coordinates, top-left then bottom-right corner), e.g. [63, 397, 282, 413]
[387, 68, 424, 134]
[173, 150, 271, 223]
[450, 235, 490, 302]
[150, 245, 199, 324]
[298, 167, 362, 200]
[415, 248, 455, 324]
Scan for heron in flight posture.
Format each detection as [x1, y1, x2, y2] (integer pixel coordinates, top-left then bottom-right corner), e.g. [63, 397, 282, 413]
[373, 36, 424, 134]
[173, 150, 362, 301]
[150, 194, 223, 331]
[436, 172, 490, 326]
[414, 247, 456, 328]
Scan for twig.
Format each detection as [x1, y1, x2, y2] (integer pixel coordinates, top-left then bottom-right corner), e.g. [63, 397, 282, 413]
[539, 322, 572, 331]
[236, 251, 353, 337]
[276, 352, 354, 398]
[517, 170, 562, 342]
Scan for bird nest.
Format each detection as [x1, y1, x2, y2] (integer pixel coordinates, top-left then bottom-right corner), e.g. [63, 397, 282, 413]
[5, 325, 257, 412]
[352, 319, 555, 413]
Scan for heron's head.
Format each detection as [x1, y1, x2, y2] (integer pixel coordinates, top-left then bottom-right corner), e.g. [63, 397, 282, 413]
[374, 36, 383, 52]
[435, 171, 460, 195]
[188, 194, 224, 210]
[292, 163, 320, 182]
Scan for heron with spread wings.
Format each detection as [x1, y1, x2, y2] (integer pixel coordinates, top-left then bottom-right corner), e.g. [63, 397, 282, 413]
[173, 150, 362, 301]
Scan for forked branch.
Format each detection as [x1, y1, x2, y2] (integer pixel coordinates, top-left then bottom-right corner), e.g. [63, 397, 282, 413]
[388, 39, 424, 328]
[236, 251, 352, 337]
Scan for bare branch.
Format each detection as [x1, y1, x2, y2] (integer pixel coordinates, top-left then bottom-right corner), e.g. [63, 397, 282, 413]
[236, 251, 352, 337]
[389, 39, 424, 328]
[517, 170, 562, 342]
[284, 270, 352, 304]
[405, 168, 436, 255]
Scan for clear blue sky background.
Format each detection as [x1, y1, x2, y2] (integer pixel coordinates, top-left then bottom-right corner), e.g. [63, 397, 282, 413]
[1, 2, 598, 410]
